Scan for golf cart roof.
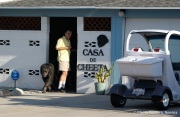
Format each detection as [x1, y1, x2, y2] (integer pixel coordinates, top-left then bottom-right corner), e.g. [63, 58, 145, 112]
[131, 29, 170, 34]
[130, 29, 170, 37]
[129, 29, 180, 39]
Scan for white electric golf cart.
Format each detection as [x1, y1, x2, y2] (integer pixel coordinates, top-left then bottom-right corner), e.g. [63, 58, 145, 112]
[109, 29, 180, 110]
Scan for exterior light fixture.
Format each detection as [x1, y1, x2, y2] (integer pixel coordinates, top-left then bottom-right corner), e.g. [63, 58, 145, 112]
[119, 10, 125, 17]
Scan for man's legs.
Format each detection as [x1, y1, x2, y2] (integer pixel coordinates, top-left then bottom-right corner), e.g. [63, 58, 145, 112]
[58, 71, 68, 90]
[58, 61, 70, 92]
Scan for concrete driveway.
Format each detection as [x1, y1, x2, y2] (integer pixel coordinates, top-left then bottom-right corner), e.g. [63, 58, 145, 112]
[0, 93, 179, 117]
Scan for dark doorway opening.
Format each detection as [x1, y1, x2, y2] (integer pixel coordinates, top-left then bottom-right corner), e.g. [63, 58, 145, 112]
[49, 17, 77, 93]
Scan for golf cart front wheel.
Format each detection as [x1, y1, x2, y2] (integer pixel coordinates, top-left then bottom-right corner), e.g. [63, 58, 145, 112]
[110, 94, 126, 107]
[152, 91, 170, 110]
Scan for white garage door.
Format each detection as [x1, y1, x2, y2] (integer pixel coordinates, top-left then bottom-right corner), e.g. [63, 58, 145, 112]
[125, 18, 180, 39]
[0, 17, 49, 89]
[124, 18, 180, 51]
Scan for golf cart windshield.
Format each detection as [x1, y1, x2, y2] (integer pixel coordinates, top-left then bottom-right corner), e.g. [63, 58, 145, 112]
[128, 33, 166, 52]
[148, 34, 180, 51]
[129, 33, 180, 70]
[149, 34, 180, 70]
[148, 35, 180, 64]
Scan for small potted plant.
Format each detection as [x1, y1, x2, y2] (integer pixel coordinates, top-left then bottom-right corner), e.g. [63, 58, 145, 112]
[94, 63, 114, 95]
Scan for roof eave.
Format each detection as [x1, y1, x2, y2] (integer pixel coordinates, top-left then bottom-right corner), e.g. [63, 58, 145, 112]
[0, 6, 180, 10]
[96, 7, 180, 10]
[0, 6, 96, 9]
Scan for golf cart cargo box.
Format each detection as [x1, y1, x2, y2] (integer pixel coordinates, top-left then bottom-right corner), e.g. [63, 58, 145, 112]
[116, 56, 164, 77]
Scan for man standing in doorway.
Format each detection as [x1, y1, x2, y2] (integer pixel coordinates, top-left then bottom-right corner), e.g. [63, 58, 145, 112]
[56, 29, 72, 92]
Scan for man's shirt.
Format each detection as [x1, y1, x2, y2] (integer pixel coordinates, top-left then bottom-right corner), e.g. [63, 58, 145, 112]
[56, 36, 71, 62]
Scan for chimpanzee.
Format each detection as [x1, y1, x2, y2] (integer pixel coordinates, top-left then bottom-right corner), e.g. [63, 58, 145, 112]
[40, 63, 58, 93]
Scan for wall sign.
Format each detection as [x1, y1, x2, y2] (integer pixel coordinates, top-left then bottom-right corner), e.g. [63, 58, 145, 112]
[77, 34, 109, 76]
[77, 21, 111, 93]
[11, 69, 19, 80]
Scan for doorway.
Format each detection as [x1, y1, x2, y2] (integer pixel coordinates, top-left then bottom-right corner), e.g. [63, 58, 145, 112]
[49, 17, 77, 92]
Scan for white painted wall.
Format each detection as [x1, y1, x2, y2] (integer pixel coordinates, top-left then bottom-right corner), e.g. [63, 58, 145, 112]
[77, 17, 111, 93]
[0, 17, 49, 89]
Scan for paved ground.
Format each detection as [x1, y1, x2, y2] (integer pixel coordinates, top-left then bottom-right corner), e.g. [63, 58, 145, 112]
[0, 93, 179, 117]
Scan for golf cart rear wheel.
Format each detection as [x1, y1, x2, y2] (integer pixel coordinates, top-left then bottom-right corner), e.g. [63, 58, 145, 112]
[152, 91, 170, 110]
[110, 94, 126, 107]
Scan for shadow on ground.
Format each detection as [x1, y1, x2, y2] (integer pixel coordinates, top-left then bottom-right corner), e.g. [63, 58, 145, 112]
[1, 93, 180, 116]
[2, 93, 177, 111]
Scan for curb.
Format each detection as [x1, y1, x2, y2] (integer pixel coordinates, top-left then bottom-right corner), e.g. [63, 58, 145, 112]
[0, 88, 24, 97]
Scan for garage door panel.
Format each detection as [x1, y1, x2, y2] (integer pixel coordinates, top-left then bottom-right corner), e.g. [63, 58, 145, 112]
[0, 17, 49, 89]
[125, 18, 180, 52]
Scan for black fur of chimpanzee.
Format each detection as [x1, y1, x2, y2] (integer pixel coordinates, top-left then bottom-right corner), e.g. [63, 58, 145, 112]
[40, 63, 57, 93]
